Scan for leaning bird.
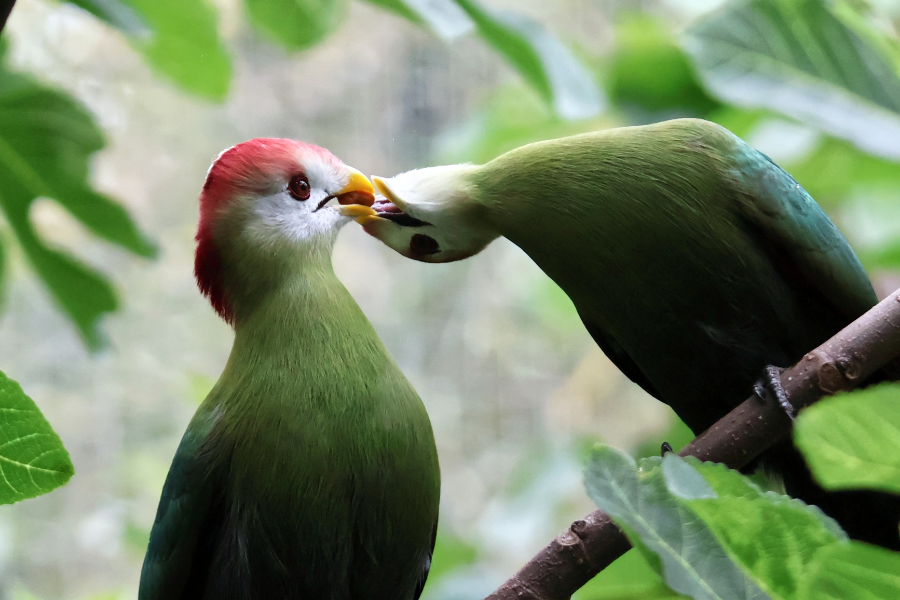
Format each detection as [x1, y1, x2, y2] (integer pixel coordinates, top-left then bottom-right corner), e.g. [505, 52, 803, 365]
[139, 139, 440, 599]
[359, 118, 900, 549]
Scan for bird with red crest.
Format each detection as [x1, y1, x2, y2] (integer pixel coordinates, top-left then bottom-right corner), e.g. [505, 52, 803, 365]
[139, 139, 441, 600]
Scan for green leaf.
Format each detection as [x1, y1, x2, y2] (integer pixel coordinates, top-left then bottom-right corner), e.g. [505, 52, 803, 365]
[453, 0, 602, 121]
[574, 549, 688, 599]
[0, 370, 74, 505]
[584, 445, 768, 600]
[804, 541, 900, 599]
[0, 53, 156, 349]
[671, 457, 845, 600]
[435, 85, 613, 165]
[245, 0, 349, 51]
[606, 16, 720, 117]
[683, 0, 900, 160]
[794, 383, 900, 494]
[68, 0, 231, 100]
[360, 0, 473, 40]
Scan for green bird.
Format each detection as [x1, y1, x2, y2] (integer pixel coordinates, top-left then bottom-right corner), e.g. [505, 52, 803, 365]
[139, 139, 441, 599]
[359, 118, 900, 549]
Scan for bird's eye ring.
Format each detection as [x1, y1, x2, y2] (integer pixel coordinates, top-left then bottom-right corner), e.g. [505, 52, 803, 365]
[288, 175, 311, 201]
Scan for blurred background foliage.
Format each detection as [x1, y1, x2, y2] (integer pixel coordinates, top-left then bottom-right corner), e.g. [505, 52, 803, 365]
[0, 0, 898, 598]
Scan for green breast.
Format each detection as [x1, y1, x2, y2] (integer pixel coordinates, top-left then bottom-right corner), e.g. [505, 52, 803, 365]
[199, 271, 440, 598]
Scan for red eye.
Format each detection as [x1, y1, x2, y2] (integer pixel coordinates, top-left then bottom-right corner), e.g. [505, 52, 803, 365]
[288, 175, 311, 200]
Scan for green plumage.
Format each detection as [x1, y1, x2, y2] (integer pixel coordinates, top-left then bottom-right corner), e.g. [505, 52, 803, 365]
[474, 119, 874, 427]
[140, 243, 440, 598]
[474, 119, 899, 547]
[370, 118, 899, 548]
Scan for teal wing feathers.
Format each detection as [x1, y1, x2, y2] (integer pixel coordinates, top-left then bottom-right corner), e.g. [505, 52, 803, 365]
[731, 148, 877, 319]
[139, 408, 228, 600]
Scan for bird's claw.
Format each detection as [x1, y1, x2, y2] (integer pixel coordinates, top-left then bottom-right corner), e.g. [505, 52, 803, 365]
[661, 441, 673, 456]
[754, 364, 794, 420]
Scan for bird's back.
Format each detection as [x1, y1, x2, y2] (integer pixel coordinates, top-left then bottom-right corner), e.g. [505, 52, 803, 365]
[477, 118, 875, 430]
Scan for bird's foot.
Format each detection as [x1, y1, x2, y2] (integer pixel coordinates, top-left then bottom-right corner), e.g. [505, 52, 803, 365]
[661, 442, 674, 456]
[754, 365, 794, 420]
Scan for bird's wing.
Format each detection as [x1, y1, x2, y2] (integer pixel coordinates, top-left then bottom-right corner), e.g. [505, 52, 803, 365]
[413, 520, 439, 600]
[578, 310, 664, 401]
[732, 149, 878, 319]
[138, 408, 230, 600]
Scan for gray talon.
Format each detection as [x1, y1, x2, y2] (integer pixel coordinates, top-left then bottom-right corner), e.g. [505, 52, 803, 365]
[755, 365, 793, 420]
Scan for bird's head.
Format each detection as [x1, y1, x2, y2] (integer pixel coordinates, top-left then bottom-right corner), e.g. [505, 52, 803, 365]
[195, 138, 376, 324]
[359, 165, 499, 263]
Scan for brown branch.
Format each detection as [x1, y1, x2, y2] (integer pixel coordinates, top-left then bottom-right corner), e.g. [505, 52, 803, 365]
[485, 289, 900, 600]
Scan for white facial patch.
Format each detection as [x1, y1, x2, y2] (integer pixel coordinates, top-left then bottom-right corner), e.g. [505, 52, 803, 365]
[295, 149, 346, 195]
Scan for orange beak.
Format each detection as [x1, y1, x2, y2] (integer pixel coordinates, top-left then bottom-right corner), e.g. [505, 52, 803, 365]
[336, 168, 377, 220]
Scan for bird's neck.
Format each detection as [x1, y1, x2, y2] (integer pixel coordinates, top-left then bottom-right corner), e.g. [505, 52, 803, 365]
[229, 253, 348, 349]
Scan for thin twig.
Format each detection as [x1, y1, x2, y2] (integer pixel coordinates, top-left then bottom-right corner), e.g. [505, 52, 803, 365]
[485, 289, 900, 600]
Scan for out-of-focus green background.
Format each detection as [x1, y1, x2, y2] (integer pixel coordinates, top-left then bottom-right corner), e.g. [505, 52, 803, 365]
[1, 0, 899, 598]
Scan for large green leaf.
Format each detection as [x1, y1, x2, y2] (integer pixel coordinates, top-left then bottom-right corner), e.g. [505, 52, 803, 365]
[0, 369, 74, 505]
[244, 0, 349, 51]
[794, 383, 900, 494]
[67, 0, 231, 100]
[360, 0, 473, 40]
[584, 446, 768, 600]
[0, 49, 156, 349]
[683, 0, 900, 160]
[453, 0, 602, 121]
[607, 16, 720, 118]
[804, 541, 900, 599]
[670, 457, 845, 600]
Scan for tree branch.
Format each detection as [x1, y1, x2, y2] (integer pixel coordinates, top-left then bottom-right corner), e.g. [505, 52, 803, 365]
[485, 288, 900, 600]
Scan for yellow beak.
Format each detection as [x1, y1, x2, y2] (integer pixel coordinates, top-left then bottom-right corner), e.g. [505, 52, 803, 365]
[371, 176, 408, 211]
[339, 204, 378, 218]
[336, 167, 377, 220]
[338, 167, 375, 197]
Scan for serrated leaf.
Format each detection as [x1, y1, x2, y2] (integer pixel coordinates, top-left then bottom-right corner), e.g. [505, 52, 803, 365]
[68, 0, 231, 100]
[670, 457, 846, 600]
[360, 0, 473, 40]
[245, 0, 349, 51]
[453, 0, 602, 121]
[683, 0, 900, 160]
[0, 53, 156, 349]
[794, 383, 900, 494]
[0, 370, 74, 505]
[584, 445, 768, 600]
[804, 541, 900, 599]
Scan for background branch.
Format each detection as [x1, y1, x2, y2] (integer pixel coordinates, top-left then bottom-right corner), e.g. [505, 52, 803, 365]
[485, 288, 900, 600]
